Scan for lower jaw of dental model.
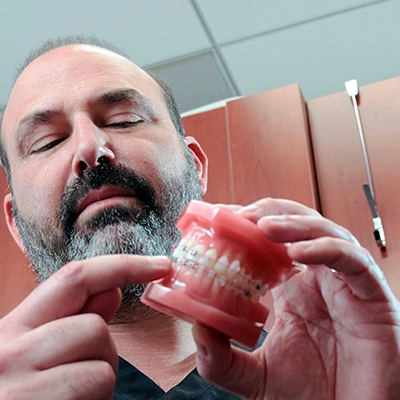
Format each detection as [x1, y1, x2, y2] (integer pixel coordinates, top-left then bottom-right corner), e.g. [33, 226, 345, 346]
[141, 200, 293, 349]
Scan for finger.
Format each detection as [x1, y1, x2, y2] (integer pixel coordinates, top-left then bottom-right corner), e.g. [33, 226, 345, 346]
[80, 288, 122, 322]
[288, 237, 392, 301]
[16, 360, 116, 400]
[192, 323, 264, 400]
[6, 313, 118, 374]
[234, 198, 320, 223]
[12, 254, 171, 330]
[214, 203, 243, 212]
[257, 214, 360, 246]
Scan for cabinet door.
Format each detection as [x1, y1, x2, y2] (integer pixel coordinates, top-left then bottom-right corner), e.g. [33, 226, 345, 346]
[183, 84, 318, 330]
[183, 84, 318, 207]
[308, 76, 400, 298]
[0, 170, 36, 317]
[227, 84, 317, 208]
[183, 106, 233, 204]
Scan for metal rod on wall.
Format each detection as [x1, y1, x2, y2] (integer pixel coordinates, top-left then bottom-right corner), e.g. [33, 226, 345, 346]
[345, 79, 386, 249]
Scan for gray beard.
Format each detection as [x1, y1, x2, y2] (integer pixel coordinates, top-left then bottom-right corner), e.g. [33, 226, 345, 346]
[12, 153, 202, 320]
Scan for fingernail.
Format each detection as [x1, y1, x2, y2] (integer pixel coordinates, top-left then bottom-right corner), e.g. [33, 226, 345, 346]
[295, 241, 312, 249]
[236, 204, 258, 214]
[215, 204, 240, 212]
[261, 215, 286, 223]
[148, 256, 171, 268]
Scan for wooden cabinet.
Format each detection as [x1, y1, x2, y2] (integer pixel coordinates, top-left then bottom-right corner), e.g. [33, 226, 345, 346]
[183, 83, 318, 208]
[182, 106, 233, 204]
[0, 169, 36, 317]
[308, 76, 400, 299]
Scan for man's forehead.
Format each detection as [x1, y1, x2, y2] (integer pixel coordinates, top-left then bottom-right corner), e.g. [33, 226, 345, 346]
[3, 45, 161, 133]
[17, 44, 146, 85]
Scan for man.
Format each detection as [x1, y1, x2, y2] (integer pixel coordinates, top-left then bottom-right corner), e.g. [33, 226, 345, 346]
[0, 36, 399, 399]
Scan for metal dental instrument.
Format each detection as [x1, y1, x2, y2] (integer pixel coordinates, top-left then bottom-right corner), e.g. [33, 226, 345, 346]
[363, 183, 386, 249]
[345, 79, 386, 249]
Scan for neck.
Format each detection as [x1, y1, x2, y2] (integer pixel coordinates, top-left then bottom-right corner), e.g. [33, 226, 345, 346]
[108, 304, 197, 392]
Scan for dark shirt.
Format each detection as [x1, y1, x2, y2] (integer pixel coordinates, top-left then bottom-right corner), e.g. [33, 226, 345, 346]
[113, 331, 267, 399]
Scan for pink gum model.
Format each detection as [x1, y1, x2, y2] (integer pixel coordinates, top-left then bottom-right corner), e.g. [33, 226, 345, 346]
[141, 200, 293, 349]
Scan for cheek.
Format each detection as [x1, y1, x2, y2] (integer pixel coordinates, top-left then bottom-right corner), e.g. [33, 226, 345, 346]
[12, 162, 66, 220]
[152, 137, 191, 176]
[118, 138, 189, 181]
[144, 149, 187, 177]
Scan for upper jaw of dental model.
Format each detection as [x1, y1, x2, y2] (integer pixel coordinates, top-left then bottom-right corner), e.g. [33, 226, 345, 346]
[171, 237, 269, 304]
[141, 200, 293, 349]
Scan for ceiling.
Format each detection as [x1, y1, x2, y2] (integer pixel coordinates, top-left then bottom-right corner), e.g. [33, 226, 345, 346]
[0, 0, 398, 115]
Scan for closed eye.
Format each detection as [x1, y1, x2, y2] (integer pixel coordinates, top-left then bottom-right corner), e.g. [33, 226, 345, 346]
[104, 113, 143, 129]
[32, 137, 66, 154]
[105, 121, 142, 128]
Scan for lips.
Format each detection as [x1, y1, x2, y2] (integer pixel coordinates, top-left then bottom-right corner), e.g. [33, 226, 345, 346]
[75, 186, 137, 218]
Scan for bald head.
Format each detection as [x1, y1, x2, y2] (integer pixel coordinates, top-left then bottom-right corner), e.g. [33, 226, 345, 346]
[0, 36, 184, 185]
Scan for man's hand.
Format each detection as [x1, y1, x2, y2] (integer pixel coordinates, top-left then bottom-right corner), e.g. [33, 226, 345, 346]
[193, 198, 400, 399]
[0, 254, 171, 400]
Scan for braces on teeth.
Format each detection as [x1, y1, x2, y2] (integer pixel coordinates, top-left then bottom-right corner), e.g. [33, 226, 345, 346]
[170, 240, 269, 302]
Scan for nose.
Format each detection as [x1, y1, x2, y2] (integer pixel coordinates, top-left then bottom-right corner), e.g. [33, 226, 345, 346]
[71, 116, 115, 175]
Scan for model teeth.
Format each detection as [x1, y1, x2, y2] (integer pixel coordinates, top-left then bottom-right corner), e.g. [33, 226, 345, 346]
[173, 238, 193, 258]
[254, 280, 268, 296]
[212, 274, 223, 291]
[227, 260, 241, 279]
[186, 244, 206, 262]
[195, 263, 205, 277]
[241, 273, 252, 287]
[214, 255, 229, 274]
[207, 268, 216, 279]
[248, 288, 261, 304]
[217, 275, 227, 287]
[199, 248, 218, 269]
[171, 237, 270, 302]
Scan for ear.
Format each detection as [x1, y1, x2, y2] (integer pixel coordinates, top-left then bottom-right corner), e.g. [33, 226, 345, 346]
[4, 193, 26, 253]
[184, 136, 208, 197]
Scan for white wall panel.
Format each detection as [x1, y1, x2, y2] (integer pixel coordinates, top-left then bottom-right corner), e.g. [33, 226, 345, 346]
[0, 0, 399, 116]
[150, 51, 235, 112]
[221, 1, 400, 100]
[198, 0, 382, 44]
[0, 0, 211, 103]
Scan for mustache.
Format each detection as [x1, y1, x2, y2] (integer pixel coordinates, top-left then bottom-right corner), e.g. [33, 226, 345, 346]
[59, 162, 158, 239]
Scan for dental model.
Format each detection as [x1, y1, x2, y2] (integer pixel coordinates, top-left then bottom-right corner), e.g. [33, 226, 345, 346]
[141, 200, 292, 349]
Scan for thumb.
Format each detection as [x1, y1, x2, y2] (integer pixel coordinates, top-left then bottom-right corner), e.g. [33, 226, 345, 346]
[192, 323, 265, 399]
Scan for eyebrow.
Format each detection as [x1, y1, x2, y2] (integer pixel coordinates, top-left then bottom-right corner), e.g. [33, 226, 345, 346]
[98, 88, 158, 121]
[18, 109, 60, 131]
